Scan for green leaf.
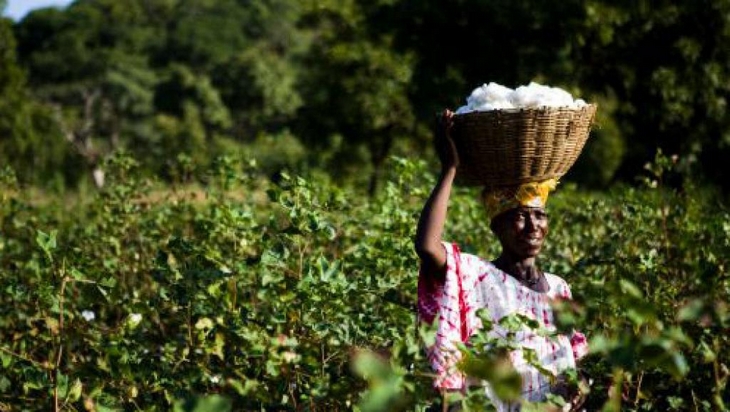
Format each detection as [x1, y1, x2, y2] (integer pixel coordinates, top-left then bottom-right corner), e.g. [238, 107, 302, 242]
[35, 229, 58, 261]
[56, 373, 69, 399]
[173, 395, 232, 412]
[698, 340, 716, 363]
[664, 352, 689, 380]
[0, 352, 12, 368]
[458, 349, 522, 401]
[66, 378, 82, 403]
[677, 299, 704, 322]
[352, 350, 406, 412]
[0, 376, 11, 392]
[70, 268, 85, 281]
[352, 350, 389, 381]
[100, 277, 117, 288]
[227, 378, 259, 396]
[619, 279, 643, 298]
[195, 317, 214, 330]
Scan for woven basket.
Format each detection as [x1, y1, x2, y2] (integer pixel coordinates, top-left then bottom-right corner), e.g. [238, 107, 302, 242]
[451, 104, 597, 187]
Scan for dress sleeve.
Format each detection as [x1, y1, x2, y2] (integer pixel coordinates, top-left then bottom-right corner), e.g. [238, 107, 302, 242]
[570, 330, 589, 361]
[417, 241, 474, 390]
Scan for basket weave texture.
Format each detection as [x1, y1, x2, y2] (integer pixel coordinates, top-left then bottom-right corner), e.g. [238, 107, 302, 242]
[451, 104, 597, 187]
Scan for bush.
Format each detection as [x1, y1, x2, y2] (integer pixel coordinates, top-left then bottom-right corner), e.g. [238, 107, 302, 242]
[0, 153, 727, 411]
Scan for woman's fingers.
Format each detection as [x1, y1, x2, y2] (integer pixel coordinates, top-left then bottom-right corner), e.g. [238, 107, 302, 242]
[435, 109, 459, 169]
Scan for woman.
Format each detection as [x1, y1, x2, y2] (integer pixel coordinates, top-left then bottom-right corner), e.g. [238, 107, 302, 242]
[415, 109, 588, 411]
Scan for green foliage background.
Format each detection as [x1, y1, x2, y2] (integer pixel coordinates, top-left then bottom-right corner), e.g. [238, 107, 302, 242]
[0, 0, 729, 410]
[1, 0, 730, 194]
[0, 153, 728, 411]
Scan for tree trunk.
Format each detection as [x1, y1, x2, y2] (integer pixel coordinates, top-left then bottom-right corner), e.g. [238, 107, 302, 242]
[367, 131, 394, 197]
[92, 167, 105, 189]
[53, 89, 106, 188]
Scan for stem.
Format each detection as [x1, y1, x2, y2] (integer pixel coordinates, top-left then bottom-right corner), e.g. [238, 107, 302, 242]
[0, 347, 45, 368]
[187, 304, 193, 349]
[634, 371, 644, 407]
[691, 389, 700, 412]
[320, 342, 325, 379]
[712, 340, 728, 411]
[606, 368, 624, 412]
[298, 242, 304, 279]
[660, 193, 672, 260]
[53, 277, 68, 412]
[288, 375, 298, 410]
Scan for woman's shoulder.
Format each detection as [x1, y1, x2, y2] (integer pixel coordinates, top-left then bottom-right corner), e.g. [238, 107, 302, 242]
[461, 250, 492, 266]
[446, 242, 492, 265]
[544, 273, 572, 298]
[544, 272, 566, 283]
[442, 242, 498, 273]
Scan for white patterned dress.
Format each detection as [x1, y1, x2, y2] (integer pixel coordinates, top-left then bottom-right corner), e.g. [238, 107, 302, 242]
[418, 242, 588, 411]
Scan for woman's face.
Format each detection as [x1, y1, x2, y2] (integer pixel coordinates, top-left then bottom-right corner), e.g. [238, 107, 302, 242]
[492, 206, 549, 259]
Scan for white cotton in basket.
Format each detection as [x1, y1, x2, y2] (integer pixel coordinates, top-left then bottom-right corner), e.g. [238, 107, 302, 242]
[455, 81, 587, 114]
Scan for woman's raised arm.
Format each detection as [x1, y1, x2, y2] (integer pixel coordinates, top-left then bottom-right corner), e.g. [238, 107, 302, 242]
[414, 109, 458, 280]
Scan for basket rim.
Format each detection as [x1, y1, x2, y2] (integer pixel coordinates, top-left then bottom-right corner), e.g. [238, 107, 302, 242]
[453, 103, 597, 117]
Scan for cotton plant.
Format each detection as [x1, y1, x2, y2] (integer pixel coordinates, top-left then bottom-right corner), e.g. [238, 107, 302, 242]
[456, 81, 587, 113]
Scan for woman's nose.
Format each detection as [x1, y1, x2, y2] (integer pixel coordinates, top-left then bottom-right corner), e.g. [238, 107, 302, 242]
[524, 215, 538, 232]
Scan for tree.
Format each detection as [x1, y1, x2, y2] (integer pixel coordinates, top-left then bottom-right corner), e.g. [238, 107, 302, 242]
[0, 17, 71, 187]
[150, 64, 232, 175]
[14, 0, 163, 187]
[162, 0, 251, 71]
[296, 0, 416, 195]
[211, 0, 309, 139]
[570, 0, 730, 190]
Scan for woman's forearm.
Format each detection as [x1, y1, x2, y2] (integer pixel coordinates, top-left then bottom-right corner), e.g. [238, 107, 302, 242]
[414, 166, 457, 276]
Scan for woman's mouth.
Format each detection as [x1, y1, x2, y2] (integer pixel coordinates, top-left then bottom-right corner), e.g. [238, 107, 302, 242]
[522, 237, 542, 246]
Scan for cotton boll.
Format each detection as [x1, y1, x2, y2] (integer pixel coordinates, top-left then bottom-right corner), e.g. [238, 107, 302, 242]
[457, 81, 586, 112]
[483, 82, 513, 104]
[510, 82, 573, 108]
[548, 85, 583, 107]
[546, 86, 574, 106]
[462, 82, 514, 112]
[510, 85, 542, 108]
[465, 84, 490, 108]
[532, 83, 561, 107]
[572, 99, 587, 108]
[543, 94, 570, 108]
[466, 85, 493, 108]
[81, 310, 95, 321]
[488, 100, 515, 110]
[455, 105, 472, 114]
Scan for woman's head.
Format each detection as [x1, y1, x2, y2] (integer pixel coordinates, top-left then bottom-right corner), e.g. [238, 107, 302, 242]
[490, 206, 549, 259]
[481, 178, 557, 259]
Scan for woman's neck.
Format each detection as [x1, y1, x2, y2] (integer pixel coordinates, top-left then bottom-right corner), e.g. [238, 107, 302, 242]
[495, 254, 537, 273]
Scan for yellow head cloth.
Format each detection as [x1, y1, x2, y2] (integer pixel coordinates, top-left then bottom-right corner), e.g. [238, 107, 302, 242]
[481, 178, 558, 220]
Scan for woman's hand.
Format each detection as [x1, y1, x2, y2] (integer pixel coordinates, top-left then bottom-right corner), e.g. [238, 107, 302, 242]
[435, 109, 459, 171]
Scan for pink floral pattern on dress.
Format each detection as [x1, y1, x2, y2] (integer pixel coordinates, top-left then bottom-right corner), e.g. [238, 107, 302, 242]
[418, 242, 589, 410]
